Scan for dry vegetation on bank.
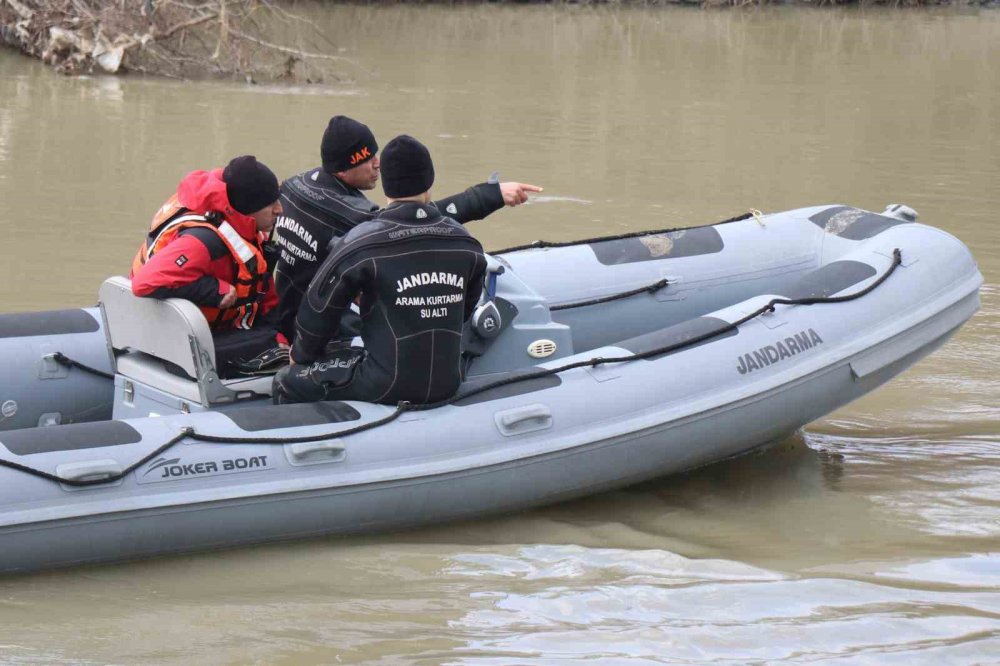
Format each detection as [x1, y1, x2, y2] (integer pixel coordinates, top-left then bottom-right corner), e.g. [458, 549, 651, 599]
[0, 0, 354, 81]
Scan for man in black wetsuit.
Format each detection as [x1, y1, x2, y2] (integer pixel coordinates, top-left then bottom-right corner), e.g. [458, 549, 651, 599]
[272, 115, 540, 339]
[273, 135, 488, 406]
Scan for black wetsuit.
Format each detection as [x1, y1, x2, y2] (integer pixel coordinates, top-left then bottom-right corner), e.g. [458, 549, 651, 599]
[274, 201, 487, 405]
[273, 168, 504, 339]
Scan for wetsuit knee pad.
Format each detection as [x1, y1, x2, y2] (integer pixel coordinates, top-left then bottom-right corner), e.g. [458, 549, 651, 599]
[271, 349, 365, 405]
[272, 364, 326, 404]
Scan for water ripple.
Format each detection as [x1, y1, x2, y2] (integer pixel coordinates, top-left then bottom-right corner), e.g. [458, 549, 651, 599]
[445, 546, 1000, 664]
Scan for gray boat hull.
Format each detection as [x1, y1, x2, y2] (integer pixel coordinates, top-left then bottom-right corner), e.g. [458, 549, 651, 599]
[0, 308, 112, 431]
[0, 205, 982, 573]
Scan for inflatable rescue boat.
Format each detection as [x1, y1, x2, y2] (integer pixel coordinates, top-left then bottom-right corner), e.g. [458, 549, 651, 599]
[0, 204, 982, 573]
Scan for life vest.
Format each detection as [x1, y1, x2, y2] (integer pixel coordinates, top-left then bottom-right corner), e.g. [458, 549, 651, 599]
[132, 194, 269, 330]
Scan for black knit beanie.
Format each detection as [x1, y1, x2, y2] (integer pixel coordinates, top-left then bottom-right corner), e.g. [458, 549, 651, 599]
[380, 135, 435, 199]
[321, 116, 378, 174]
[223, 155, 279, 215]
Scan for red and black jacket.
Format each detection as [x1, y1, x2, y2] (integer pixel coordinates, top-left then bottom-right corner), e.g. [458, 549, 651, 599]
[130, 168, 278, 330]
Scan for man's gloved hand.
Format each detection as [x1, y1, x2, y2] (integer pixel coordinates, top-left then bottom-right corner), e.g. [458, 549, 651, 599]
[233, 346, 291, 376]
[262, 240, 282, 268]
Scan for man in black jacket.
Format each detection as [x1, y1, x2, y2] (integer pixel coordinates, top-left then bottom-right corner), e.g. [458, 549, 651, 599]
[273, 115, 540, 339]
[273, 135, 488, 406]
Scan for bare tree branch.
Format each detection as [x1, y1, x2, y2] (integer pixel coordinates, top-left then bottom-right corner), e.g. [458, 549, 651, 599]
[228, 27, 352, 64]
[0, 0, 357, 83]
[155, 11, 218, 41]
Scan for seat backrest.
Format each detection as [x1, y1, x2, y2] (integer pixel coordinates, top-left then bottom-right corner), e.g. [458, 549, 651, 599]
[98, 276, 216, 378]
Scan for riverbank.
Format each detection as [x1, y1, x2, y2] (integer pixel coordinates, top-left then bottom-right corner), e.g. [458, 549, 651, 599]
[2, 0, 996, 80]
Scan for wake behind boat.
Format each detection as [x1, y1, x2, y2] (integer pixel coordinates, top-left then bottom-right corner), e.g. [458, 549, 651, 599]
[0, 203, 982, 573]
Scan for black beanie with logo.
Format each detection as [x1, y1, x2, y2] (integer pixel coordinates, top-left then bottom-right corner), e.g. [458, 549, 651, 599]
[380, 135, 435, 199]
[321, 115, 378, 174]
[222, 155, 279, 215]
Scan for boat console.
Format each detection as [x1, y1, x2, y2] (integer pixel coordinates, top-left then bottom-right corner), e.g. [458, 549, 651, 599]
[463, 255, 574, 377]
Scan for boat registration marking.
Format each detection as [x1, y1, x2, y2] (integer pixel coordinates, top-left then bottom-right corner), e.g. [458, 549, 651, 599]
[136, 454, 275, 484]
[736, 328, 824, 375]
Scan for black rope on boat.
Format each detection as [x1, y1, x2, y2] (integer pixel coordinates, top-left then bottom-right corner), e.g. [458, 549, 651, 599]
[488, 211, 754, 255]
[0, 249, 902, 487]
[49, 352, 114, 380]
[550, 278, 669, 312]
[0, 431, 189, 488]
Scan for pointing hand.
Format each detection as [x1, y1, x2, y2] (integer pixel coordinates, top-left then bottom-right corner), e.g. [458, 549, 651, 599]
[499, 182, 543, 207]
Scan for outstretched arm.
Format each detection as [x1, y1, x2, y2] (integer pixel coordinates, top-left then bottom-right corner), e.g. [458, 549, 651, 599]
[433, 180, 542, 224]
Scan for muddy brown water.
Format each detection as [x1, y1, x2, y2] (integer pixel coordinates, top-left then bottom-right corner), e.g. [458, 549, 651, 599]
[0, 4, 997, 663]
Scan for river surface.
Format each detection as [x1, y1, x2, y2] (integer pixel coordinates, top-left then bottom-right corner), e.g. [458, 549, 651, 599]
[0, 4, 998, 663]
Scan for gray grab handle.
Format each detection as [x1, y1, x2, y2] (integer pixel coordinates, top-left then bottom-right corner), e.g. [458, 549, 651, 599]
[495, 404, 553, 437]
[56, 460, 124, 490]
[285, 440, 346, 465]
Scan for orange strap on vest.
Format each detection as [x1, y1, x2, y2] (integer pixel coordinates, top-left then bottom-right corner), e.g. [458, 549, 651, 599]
[132, 195, 268, 330]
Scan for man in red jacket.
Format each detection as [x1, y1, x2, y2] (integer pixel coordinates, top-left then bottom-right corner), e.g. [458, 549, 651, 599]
[130, 155, 288, 378]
